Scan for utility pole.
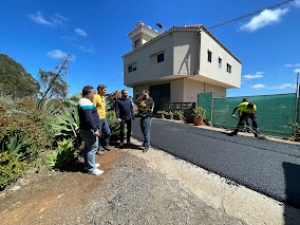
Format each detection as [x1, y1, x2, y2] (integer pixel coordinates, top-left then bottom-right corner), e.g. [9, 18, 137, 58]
[294, 72, 299, 123]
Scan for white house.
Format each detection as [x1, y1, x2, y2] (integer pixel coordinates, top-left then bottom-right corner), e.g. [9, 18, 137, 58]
[122, 22, 242, 110]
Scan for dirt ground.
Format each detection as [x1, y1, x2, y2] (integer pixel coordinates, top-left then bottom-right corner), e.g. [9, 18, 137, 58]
[0, 141, 248, 224]
[0, 123, 299, 225]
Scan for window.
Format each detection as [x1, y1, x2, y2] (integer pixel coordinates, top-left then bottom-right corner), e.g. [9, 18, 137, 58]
[150, 51, 164, 65]
[226, 63, 232, 73]
[157, 53, 164, 63]
[207, 51, 212, 62]
[128, 66, 132, 73]
[128, 62, 137, 73]
[218, 57, 222, 68]
[135, 39, 140, 48]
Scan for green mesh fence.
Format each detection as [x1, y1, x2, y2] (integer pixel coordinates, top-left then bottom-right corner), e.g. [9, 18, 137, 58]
[197, 92, 212, 121]
[200, 93, 297, 137]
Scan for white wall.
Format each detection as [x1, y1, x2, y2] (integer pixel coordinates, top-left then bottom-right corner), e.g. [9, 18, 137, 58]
[173, 32, 200, 76]
[199, 31, 241, 88]
[123, 34, 174, 86]
[170, 79, 184, 102]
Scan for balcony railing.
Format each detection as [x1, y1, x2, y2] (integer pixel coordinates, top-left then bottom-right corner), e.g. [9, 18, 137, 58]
[163, 102, 196, 111]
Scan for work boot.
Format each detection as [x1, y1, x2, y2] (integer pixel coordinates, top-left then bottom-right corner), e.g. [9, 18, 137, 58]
[253, 129, 260, 137]
[228, 129, 238, 136]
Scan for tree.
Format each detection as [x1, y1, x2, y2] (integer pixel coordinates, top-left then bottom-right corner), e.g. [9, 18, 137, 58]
[38, 69, 68, 99]
[38, 55, 70, 102]
[0, 54, 40, 99]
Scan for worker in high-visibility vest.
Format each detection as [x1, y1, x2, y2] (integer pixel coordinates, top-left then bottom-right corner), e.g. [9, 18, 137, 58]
[230, 101, 259, 137]
[232, 97, 250, 132]
[136, 90, 154, 152]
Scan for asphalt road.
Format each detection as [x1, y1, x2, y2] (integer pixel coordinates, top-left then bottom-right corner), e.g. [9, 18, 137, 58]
[131, 117, 300, 209]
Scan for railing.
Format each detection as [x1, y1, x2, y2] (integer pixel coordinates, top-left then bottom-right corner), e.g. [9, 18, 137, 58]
[166, 102, 196, 111]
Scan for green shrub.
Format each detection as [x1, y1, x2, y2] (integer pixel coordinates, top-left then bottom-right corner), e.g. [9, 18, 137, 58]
[157, 110, 166, 115]
[43, 139, 76, 169]
[288, 122, 300, 141]
[0, 151, 27, 190]
[173, 110, 183, 115]
[106, 110, 120, 144]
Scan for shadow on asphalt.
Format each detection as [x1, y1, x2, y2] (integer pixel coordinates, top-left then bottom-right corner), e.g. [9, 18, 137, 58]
[283, 162, 300, 224]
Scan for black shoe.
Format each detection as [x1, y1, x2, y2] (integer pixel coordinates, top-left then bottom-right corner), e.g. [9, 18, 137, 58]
[96, 150, 104, 155]
[142, 147, 149, 153]
[104, 146, 114, 151]
[127, 142, 132, 146]
[119, 143, 124, 148]
[228, 132, 237, 136]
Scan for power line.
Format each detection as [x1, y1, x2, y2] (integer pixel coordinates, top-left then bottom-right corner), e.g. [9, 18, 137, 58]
[207, 0, 295, 30]
[107, 73, 123, 85]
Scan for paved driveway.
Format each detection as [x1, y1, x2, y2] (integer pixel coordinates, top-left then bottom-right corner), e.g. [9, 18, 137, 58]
[132, 117, 300, 208]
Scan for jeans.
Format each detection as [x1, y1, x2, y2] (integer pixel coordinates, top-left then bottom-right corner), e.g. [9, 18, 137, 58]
[99, 118, 111, 148]
[119, 117, 132, 143]
[79, 129, 99, 172]
[140, 117, 152, 148]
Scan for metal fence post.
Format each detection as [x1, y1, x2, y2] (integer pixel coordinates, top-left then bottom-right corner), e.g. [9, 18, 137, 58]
[295, 72, 299, 123]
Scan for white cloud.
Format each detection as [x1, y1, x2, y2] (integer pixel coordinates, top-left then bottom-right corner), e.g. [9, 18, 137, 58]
[240, 8, 289, 32]
[242, 72, 264, 79]
[28, 11, 51, 26]
[28, 11, 67, 28]
[294, 68, 300, 74]
[47, 50, 76, 61]
[78, 45, 93, 52]
[252, 83, 296, 90]
[75, 28, 88, 37]
[285, 63, 300, 67]
[252, 84, 266, 89]
[60, 36, 78, 42]
[294, 0, 300, 7]
[268, 83, 295, 90]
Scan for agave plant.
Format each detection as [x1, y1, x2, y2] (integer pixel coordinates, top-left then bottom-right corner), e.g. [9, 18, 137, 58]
[49, 98, 80, 148]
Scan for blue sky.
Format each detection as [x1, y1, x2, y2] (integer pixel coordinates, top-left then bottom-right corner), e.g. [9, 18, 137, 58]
[1, 0, 300, 98]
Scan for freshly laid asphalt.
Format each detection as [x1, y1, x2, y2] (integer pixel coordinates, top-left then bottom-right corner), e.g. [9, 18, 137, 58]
[131, 117, 300, 209]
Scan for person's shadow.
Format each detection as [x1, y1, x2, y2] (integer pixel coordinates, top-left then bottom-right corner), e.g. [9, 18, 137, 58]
[282, 162, 300, 224]
[117, 143, 143, 151]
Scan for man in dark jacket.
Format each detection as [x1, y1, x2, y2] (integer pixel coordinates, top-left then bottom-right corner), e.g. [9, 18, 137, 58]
[115, 89, 134, 147]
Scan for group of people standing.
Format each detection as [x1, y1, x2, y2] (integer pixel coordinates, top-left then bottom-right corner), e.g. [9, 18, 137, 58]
[78, 84, 154, 176]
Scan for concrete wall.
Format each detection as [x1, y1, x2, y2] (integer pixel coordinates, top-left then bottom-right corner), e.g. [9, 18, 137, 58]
[170, 79, 184, 102]
[173, 32, 200, 76]
[199, 31, 241, 88]
[123, 34, 174, 86]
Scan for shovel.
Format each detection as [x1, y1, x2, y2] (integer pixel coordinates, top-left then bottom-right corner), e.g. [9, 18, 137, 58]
[231, 115, 266, 140]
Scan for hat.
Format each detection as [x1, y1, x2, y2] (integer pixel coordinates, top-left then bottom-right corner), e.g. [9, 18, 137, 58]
[242, 97, 248, 102]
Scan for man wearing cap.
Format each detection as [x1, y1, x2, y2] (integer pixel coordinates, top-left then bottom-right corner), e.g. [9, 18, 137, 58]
[233, 97, 250, 132]
[230, 100, 259, 137]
